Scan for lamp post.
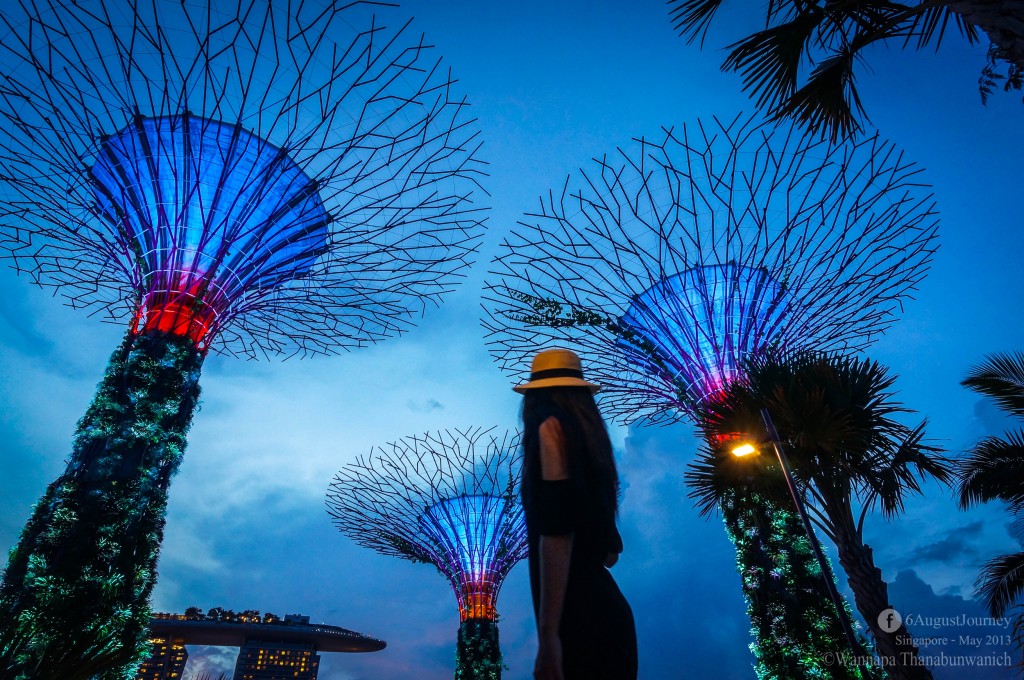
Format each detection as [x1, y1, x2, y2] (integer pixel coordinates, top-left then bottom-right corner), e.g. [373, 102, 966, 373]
[733, 407, 863, 656]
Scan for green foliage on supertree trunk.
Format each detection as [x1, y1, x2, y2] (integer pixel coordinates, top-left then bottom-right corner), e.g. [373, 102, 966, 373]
[722, 491, 885, 680]
[455, 618, 503, 680]
[0, 332, 203, 680]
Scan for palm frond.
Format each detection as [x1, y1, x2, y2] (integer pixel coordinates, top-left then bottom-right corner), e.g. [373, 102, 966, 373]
[904, 4, 980, 48]
[957, 430, 1024, 509]
[812, 3, 903, 47]
[723, 11, 824, 112]
[776, 44, 865, 142]
[729, 349, 948, 524]
[686, 451, 735, 517]
[668, 0, 731, 45]
[868, 421, 949, 518]
[976, 551, 1024, 618]
[962, 352, 1024, 418]
[1012, 609, 1024, 655]
[685, 441, 791, 516]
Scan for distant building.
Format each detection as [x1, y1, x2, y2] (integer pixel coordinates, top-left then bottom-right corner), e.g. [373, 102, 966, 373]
[233, 614, 321, 678]
[135, 636, 188, 680]
[135, 610, 384, 680]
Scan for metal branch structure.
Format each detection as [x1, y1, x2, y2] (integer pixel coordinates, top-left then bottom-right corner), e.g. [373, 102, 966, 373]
[327, 427, 527, 680]
[0, 1, 486, 676]
[0, 0, 486, 357]
[483, 114, 937, 679]
[484, 114, 937, 424]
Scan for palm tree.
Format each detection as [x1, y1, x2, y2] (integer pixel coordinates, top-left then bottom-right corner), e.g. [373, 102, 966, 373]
[690, 350, 950, 680]
[957, 353, 1024, 637]
[667, 0, 1023, 139]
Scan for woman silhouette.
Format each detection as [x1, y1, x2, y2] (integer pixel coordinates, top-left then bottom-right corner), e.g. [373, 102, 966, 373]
[516, 347, 638, 680]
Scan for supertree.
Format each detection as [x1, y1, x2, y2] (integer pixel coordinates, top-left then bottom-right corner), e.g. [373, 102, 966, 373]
[483, 114, 938, 679]
[0, 1, 486, 677]
[326, 427, 528, 680]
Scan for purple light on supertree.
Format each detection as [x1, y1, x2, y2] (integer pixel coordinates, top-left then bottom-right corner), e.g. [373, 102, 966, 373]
[484, 115, 938, 422]
[420, 494, 517, 617]
[618, 263, 787, 406]
[0, 1, 486, 675]
[327, 427, 526, 678]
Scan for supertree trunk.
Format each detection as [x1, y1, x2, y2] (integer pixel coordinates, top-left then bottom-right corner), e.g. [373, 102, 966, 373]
[721, 492, 882, 680]
[455, 618, 502, 680]
[950, 0, 1024, 69]
[0, 332, 203, 680]
[836, 539, 932, 680]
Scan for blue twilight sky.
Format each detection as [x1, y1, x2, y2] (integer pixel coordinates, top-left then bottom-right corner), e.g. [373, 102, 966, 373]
[1, 1, 1024, 678]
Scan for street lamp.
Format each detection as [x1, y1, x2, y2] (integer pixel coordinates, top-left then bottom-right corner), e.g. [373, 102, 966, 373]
[732, 407, 863, 655]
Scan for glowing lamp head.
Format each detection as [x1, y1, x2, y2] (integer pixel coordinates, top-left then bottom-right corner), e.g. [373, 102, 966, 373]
[89, 113, 330, 347]
[618, 264, 789, 410]
[731, 443, 758, 458]
[420, 494, 525, 621]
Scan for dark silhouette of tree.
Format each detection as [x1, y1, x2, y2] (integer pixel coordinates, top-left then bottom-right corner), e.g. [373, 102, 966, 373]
[957, 352, 1024, 659]
[668, 0, 1023, 139]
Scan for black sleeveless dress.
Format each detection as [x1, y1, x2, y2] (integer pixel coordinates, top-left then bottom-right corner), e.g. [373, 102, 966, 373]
[523, 416, 638, 679]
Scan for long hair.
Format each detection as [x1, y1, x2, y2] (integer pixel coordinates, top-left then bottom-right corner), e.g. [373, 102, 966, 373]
[520, 386, 619, 518]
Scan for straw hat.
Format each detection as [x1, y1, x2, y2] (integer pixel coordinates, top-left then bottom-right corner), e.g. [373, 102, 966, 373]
[513, 348, 601, 394]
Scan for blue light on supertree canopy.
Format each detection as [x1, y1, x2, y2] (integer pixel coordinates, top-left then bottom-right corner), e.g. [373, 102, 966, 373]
[421, 494, 525, 621]
[327, 428, 526, 678]
[618, 264, 787, 406]
[0, 1, 486, 675]
[90, 113, 330, 347]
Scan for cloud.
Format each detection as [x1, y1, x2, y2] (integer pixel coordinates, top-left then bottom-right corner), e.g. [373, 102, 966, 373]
[972, 398, 1017, 438]
[616, 421, 756, 679]
[909, 521, 985, 564]
[406, 398, 445, 414]
[888, 570, 1017, 680]
[178, 646, 237, 678]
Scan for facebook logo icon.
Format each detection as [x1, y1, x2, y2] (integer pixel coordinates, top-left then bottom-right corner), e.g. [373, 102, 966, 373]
[878, 608, 902, 633]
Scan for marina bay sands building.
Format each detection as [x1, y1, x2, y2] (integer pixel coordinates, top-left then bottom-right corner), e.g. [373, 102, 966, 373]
[136, 636, 188, 680]
[136, 612, 385, 680]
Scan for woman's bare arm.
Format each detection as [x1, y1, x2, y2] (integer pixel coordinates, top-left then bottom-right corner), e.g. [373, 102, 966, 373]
[535, 416, 573, 680]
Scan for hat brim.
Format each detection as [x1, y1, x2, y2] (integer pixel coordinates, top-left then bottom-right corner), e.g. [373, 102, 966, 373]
[513, 377, 601, 394]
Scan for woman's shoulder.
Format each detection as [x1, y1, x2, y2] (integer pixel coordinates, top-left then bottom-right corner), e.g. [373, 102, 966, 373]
[538, 414, 564, 437]
[538, 416, 569, 480]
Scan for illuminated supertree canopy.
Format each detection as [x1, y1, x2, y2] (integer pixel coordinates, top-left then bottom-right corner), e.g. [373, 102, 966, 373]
[0, 1, 486, 677]
[618, 263, 788, 406]
[88, 114, 331, 348]
[0, 0, 486, 357]
[327, 427, 527, 680]
[484, 114, 938, 423]
[482, 114, 937, 678]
